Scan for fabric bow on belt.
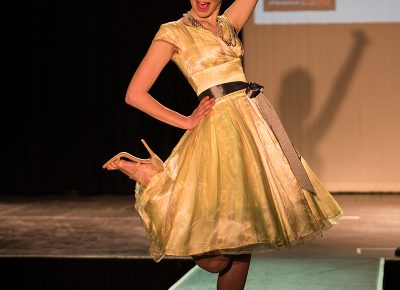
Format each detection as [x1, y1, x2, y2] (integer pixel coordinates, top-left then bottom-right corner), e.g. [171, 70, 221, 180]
[246, 82, 264, 98]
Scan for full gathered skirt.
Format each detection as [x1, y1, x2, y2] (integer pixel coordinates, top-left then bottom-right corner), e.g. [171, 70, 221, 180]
[135, 89, 343, 262]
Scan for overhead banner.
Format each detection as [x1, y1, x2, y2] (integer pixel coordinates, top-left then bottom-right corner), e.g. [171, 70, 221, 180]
[264, 0, 336, 11]
[255, 0, 400, 24]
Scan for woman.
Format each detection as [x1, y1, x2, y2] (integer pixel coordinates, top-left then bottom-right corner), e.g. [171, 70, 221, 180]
[103, 1, 344, 289]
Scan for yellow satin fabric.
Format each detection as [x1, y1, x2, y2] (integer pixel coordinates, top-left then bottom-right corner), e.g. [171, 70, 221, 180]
[135, 14, 344, 262]
[152, 14, 246, 95]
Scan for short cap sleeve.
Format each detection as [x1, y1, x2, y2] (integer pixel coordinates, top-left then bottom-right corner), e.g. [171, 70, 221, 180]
[152, 23, 180, 52]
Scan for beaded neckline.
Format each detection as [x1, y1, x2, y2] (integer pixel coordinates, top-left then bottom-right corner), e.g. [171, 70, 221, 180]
[182, 12, 236, 47]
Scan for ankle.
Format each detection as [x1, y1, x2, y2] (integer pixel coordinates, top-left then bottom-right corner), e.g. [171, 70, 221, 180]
[130, 163, 162, 186]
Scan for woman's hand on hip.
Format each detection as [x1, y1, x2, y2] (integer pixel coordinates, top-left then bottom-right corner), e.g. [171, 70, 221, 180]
[185, 96, 215, 129]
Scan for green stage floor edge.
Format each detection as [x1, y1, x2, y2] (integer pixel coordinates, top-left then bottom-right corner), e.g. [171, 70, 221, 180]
[169, 256, 384, 290]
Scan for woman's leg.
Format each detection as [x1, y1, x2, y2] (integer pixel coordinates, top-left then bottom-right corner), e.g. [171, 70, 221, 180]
[192, 254, 251, 290]
[217, 254, 251, 290]
[192, 254, 232, 273]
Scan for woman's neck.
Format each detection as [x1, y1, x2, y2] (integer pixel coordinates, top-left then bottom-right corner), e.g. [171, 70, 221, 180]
[188, 7, 221, 28]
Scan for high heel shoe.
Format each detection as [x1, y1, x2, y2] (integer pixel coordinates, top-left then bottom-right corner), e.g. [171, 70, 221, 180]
[102, 139, 164, 181]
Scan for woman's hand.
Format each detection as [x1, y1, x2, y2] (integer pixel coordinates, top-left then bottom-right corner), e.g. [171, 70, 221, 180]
[185, 96, 215, 129]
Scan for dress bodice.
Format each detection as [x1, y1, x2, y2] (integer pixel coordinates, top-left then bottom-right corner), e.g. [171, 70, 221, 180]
[152, 14, 247, 96]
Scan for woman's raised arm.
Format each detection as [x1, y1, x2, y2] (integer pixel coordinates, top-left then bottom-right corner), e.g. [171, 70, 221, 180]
[224, 0, 258, 32]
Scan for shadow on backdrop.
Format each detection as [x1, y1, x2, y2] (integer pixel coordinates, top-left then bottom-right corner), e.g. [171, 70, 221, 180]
[278, 31, 369, 171]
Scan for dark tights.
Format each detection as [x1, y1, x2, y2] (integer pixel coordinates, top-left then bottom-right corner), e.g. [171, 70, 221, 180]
[192, 254, 251, 290]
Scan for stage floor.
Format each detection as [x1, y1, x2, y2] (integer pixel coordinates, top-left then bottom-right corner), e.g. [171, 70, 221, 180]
[170, 256, 385, 290]
[0, 193, 399, 259]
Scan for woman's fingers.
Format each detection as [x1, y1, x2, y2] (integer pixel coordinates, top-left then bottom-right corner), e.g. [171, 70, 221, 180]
[196, 105, 212, 117]
[199, 95, 211, 103]
[197, 96, 215, 114]
[200, 96, 215, 106]
[187, 96, 215, 129]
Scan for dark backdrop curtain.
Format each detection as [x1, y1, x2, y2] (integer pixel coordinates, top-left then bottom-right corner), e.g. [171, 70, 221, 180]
[9, 1, 234, 195]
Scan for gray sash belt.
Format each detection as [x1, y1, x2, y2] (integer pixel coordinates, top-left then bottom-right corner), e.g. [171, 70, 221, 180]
[198, 81, 315, 193]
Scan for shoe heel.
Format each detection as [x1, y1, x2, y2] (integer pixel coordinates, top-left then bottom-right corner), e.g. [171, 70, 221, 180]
[141, 139, 164, 171]
[141, 139, 156, 157]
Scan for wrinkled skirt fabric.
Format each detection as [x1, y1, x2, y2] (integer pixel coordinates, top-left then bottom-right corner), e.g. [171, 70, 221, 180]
[135, 89, 344, 262]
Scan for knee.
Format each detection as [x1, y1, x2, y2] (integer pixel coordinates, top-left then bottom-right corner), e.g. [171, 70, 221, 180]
[207, 258, 231, 273]
[193, 255, 232, 273]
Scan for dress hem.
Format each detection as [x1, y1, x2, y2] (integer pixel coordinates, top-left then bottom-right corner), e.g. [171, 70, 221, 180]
[150, 211, 345, 262]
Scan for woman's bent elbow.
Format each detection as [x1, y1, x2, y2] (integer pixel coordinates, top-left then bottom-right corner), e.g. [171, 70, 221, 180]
[125, 93, 140, 108]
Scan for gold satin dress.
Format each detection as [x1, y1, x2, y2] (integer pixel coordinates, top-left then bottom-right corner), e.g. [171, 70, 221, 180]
[134, 14, 344, 262]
